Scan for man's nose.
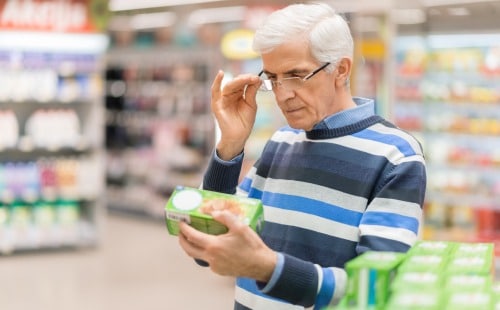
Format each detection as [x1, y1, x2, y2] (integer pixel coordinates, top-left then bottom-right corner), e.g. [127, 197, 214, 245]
[273, 84, 295, 101]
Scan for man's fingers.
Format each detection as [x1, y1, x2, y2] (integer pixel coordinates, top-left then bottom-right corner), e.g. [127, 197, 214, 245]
[179, 221, 213, 248]
[244, 79, 261, 102]
[211, 70, 224, 100]
[178, 226, 205, 258]
[221, 75, 261, 96]
[212, 211, 243, 231]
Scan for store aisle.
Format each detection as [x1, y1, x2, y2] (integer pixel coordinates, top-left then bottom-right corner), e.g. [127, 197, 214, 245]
[0, 214, 235, 310]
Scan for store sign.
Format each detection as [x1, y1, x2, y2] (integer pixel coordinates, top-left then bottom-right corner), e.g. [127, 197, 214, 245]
[0, 0, 109, 33]
[221, 29, 258, 60]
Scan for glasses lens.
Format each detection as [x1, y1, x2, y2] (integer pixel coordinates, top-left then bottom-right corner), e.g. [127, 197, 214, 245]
[259, 79, 273, 91]
[281, 77, 303, 91]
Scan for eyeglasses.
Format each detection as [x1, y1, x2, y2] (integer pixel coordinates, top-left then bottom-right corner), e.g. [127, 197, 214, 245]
[258, 62, 330, 92]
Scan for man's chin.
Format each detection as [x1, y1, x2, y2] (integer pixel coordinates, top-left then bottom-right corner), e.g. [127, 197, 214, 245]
[287, 121, 313, 131]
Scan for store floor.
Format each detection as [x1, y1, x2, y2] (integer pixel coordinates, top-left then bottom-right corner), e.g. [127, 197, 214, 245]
[0, 213, 235, 310]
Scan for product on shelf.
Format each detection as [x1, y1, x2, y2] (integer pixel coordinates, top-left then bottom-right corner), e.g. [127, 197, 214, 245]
[165, 186, 264, 236]
[8, 200, 33, 249]
[390, 271, 442, 292]
[55, 199, 80, 245]
[341, 251, 406, 309]
[0, 110, 19, 150]
[0, 157, 101, 203]
[32, 200, 57, 246]
[336, 240, 497, 310]
[0, 155, 102, 253]
[0, 198, 84, 253]
[0, 54, 103, 103]
[385, 290, 443, 310]
[24, 109, 81, 150]
[445, 291, 494, 310]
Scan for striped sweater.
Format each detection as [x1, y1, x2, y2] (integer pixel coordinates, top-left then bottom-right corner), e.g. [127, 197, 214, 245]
[203, 104, 426, 309]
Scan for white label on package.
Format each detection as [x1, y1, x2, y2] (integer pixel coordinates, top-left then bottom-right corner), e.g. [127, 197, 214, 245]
[166, 211, 191, 224]
[172, 189, 202, 211]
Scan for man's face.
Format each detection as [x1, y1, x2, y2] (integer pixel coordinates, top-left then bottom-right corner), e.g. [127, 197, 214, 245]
[260, 40, 338, 131]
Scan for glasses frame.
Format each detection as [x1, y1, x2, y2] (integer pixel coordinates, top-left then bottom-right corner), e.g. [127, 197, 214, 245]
[258, 62, 331, 92]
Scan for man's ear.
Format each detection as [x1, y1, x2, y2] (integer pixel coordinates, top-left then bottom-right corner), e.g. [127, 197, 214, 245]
[335, 58, 352, 88]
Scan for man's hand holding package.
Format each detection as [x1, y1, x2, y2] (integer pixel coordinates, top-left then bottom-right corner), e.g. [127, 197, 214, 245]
[178, 210, 277, 283]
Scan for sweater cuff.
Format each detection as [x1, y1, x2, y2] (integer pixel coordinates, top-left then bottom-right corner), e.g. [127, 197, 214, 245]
[260, 253, 318, 307]
[202, 150, 243, 194]
[258, 253, 284, 293]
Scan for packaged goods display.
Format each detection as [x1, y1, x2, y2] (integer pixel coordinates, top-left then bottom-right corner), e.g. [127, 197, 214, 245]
[0, 158, 101, 202]
[384, 290, 442, 310]
[393, 35, 500, 247]
[164, 186, 264, 236]
[334, 240, 497, 310]
[342, 252, 406, 309]
[0, 30, 107, 253]
[0, 199, 83, 253]
[444, 291, 494, 310]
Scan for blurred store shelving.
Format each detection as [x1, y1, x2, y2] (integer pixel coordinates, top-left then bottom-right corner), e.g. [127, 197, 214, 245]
[0, 0, 109, 254]
[1, 0, 500, 279]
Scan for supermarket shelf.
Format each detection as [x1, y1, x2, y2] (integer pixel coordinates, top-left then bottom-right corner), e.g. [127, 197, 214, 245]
[0, 99, 100, 107]
[106, 186, 168, 220]
[395, 36, 500, 249]
[0, 220, 98, 255]
[0, 28, 107, 254]
[104, 45, 216, 219]
[425, 191, 500, 209]
[107, 204, 164, 222]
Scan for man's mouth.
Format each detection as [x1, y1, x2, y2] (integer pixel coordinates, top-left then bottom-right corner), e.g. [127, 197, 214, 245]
[285, 107, 303, 114]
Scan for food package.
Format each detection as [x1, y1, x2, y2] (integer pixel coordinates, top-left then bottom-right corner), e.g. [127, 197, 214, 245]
[164, 186, 264, 236]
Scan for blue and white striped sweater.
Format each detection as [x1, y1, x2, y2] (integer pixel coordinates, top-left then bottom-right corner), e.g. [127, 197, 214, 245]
[203, 114, 426, 309]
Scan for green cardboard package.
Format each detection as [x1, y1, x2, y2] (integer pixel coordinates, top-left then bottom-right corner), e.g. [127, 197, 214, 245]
[342, 251, 407, 309]
[165, 186, 264, 235]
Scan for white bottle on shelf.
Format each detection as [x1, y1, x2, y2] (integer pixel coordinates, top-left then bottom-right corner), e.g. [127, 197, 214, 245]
[0, 110, 19, 149]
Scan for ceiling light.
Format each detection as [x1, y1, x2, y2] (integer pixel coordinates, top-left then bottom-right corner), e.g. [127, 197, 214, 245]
[131, 12, 177, 29]
[428, 8, 442, 15]
[0, 32, 108, 53]
[355, 16, 382, 33]
[428, 33, 500, 48]
[108, 12, 177, 30]
[420, 0, 499, 7]
[392, 9, 426, 25]
[187, 6, 246, 26]
[447, 7, 470, 16]
[109, 0, 228, 12]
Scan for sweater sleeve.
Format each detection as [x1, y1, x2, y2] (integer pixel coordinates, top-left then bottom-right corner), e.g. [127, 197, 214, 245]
[202, 150, 243, 194]
[357, 157, 426, 254]
[257, 253, 348, 309]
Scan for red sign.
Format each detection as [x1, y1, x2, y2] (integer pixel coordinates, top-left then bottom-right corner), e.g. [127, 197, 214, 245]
[0, 0, 108, 33]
